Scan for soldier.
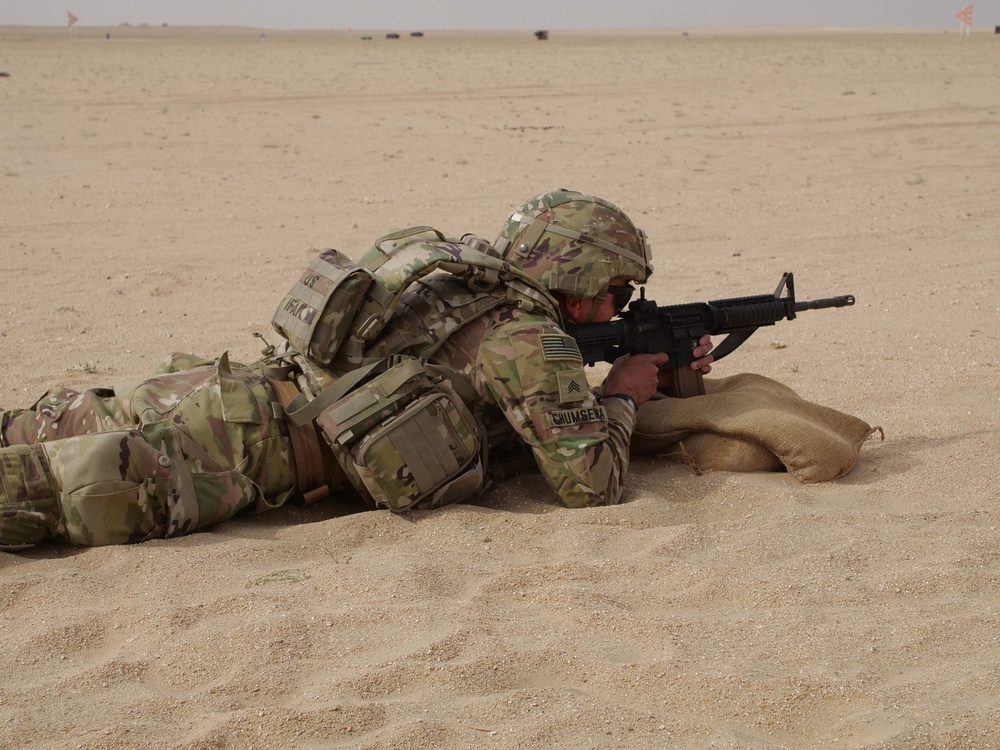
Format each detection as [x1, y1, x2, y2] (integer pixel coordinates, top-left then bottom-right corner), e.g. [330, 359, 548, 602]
[368, 190, 714, 509]
[0, 190, 713, 548]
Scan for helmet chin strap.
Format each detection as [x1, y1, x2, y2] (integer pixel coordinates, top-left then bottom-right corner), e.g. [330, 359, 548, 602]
[581, 286, 608, 323]
[582, 304, 603, 323]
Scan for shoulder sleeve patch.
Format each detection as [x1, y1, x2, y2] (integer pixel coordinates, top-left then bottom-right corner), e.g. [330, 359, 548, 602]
[538, 334, 583, 363]
[544, 405, 608, 429]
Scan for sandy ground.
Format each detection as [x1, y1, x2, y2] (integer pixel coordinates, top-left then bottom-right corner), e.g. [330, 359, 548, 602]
[1, 25, 999, 749]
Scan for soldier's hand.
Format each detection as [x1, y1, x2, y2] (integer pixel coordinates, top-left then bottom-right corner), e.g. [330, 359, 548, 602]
[656, 335, 714, 393]
[691, 334, 714, 374]
[603, 352, 670, 407]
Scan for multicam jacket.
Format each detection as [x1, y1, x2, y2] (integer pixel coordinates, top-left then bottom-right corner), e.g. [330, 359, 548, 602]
[361, 274, 636, 508]
[0, 272, 636, 548]
[270, 226, 638, 510]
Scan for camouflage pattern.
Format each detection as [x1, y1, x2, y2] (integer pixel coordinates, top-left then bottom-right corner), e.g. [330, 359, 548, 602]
[363, 276, 511, 361]
[345, 380, 484, 512]
[329, 228, 561, 371]
[271, 248, 372, 365]
[270, 229, 561, 377]
[377, 276, 637, 508]
[494, 189, 653, 299]
[0, 355, 298, 547]
[1, 196, 647, 546]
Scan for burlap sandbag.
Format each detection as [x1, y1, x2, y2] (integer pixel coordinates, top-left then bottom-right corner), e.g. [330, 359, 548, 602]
[631, 373, 880, 483]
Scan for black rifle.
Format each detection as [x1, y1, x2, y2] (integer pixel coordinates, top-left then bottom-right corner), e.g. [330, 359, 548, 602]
[565, 272, 855, 398]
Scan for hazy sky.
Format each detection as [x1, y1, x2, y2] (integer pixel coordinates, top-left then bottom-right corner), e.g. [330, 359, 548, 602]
[5, 0, 997, 31]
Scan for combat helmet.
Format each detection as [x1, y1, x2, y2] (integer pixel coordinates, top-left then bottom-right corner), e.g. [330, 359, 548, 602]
[493, 189, 653, 300]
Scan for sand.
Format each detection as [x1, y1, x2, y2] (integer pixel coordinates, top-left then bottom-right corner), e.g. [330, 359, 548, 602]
[1, 25, 999, 749]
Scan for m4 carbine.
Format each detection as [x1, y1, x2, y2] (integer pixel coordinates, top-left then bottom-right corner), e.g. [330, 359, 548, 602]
[565, 272, 856, 398]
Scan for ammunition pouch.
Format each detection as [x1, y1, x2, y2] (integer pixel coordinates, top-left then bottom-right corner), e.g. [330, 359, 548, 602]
[271, 248, 372, 365]
[312, 357, 486, 512]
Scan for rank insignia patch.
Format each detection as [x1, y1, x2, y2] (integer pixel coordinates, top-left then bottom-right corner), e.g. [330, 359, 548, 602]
[557, 369, 588, 404]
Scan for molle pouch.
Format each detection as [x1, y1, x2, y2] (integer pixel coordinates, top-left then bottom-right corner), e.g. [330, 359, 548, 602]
[271, 248, 372, 365]
[315, 357, 485, 511]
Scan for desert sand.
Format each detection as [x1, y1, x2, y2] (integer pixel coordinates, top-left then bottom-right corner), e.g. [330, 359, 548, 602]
[1, 25, 998, 749]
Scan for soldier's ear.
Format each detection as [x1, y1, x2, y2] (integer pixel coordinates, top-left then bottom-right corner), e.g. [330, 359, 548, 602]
[563, 295, 586, 323]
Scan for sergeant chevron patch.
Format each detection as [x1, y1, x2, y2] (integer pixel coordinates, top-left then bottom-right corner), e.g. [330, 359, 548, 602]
[557, 369, 589, 404]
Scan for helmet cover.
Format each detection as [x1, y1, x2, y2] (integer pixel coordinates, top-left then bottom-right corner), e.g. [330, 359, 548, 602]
[494, 189, 653, 299]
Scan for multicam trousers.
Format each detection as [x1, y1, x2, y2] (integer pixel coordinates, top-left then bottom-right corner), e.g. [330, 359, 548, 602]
[0, 357, 298, 548]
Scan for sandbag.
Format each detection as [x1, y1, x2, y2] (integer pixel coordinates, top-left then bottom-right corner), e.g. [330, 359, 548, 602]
[631, 373, 880, 483]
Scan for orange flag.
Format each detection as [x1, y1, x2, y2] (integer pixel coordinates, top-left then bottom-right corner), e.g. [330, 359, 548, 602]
[67, 11, 79, 27]
[956, 4, 973, 26]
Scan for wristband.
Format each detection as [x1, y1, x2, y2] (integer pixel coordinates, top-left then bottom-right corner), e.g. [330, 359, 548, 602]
[602, 393, 637, 412]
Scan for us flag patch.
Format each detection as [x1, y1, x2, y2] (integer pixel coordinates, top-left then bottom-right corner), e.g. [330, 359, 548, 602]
[539, 334, 582, 362]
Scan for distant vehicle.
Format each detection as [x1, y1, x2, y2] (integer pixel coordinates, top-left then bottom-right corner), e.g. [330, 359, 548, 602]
[534, 30, 549, 40]
[410, 31, 424, 37]
[386, 33, 400, 39]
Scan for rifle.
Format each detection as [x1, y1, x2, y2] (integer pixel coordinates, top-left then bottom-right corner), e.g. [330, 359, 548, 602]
[565, 272, 855, 398]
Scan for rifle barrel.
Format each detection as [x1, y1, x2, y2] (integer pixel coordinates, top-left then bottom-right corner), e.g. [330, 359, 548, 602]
[793, 294, 855, 312]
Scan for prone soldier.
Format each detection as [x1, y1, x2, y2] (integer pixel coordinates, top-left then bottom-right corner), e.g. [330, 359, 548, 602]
[0, 190, 714, 548]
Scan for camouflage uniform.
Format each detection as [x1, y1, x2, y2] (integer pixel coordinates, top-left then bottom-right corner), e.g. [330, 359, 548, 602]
[1, 190, 649, 547]
[364, 276, 636, 508]
[0, 354, 300, 547]
[432, 307, 634, 507]
[0, 287, 632, 548]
